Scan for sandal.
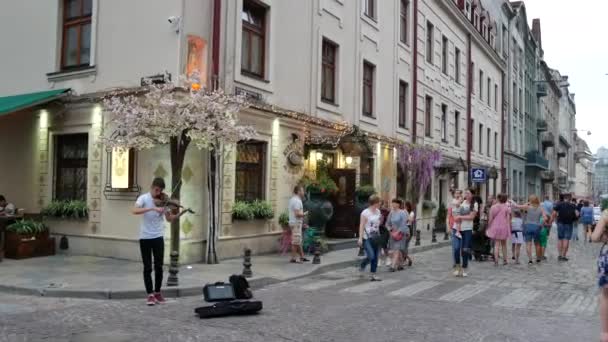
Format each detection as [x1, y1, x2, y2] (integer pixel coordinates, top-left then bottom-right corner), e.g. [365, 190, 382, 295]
[301, 258, 310, 262]
[290, 259, 302, 264]
[397, 266, 404, 271]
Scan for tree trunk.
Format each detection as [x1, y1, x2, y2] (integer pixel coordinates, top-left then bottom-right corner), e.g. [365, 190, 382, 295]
[167, 132, 190, 285]
[206, 147, 222, 264]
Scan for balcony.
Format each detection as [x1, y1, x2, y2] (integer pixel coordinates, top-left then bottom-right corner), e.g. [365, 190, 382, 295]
[537, 83, 548, 97]
[557, 150, 567, 158]
[541, 132, 555, 148]
[537, 118, 548, 131]
[540, 170, 555, 182]
[526, 151, 549, 170]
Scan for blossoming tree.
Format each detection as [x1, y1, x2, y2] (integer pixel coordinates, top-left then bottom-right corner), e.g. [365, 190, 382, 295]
[397, 144, 442, 205]
[101, 77, 256, 276]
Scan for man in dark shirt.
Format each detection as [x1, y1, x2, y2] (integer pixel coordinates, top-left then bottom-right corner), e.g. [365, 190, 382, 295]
[552, 194, 578, 261]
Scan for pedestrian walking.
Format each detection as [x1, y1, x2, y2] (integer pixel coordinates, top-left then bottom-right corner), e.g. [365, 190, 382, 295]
[132, 177, 178, 306]
[552, 194, 578, 261]
[512, 195, 548, 265]
[571, 198, 582, 241]
[510, 209, 524, 264]
[403, 201, 415, 266]
[486, 194, 511, 266]
[288, 185, 309, 264]
[387, 199, 409, 272]
[358, 195, 383, 281]
[591, 202, 608, 342]
[379, 201, 391, 267]
[451, 189, 478, 277]
[581, 201, 594, 242]
[449, 190, 463, 239]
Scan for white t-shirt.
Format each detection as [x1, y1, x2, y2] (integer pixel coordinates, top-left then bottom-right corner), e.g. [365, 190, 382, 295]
[135, 193, 165, 239]
[288, 195, 303, 225]
[0, 203, 15, 215]
[459, 200, 478, 231]
[361, 208, 382, 239]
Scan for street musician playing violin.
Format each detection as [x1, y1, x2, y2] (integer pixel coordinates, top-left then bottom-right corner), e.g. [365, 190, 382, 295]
[131, 177, 188, 306]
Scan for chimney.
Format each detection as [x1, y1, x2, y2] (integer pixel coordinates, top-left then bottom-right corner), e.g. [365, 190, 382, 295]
[532, 19, 542, 50]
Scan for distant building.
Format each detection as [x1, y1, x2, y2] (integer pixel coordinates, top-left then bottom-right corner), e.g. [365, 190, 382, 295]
[594, 147, 608, 201]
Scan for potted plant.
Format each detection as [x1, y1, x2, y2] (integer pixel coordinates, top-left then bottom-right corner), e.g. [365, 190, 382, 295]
[278, 211, 290, 230]
[355, 185, 376, 202]
[251, 200, 274, 220]
[301, 173, 336, 237]
[42, 200, 88, 219]
[5, 219, 56, 259]
[434, 203, 447, 232]
[232, 201, 255, 221]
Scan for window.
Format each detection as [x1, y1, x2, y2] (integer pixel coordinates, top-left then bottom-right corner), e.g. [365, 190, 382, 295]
[479, 124, 483, 154]
[487, 77, 491, 106]
[513, 82, 517, 111]
[471, 119, 475, 151]
[364, 0, 376, 19]
[455, 48, 461, 84]
[360, 157, 374, 186]
[241, 0, 267, 78]
[487, 128, 491, 156]
[425, 96, 433, 137]
[362, 61, 375, 117]
[398, 81, 408, 128]
[494, 84, 498, 110]
[426, 22, 434, 64]
[512, 125, 517, 151]
[454, 111, 460, 147]
[61, 0, 92, 70]
[494, 132, 498, 159]
[519, 88, 523, 113]
[235, 141, 266, 201]
[471, 62, 475, 94]
[479, 70, 484, 100]
[321, 39, 338, 104]
[441, 36, 448, 74]
[54, 133, 88, 201]
[441, 104, 448, 142]
[400, 0, 409, 44]
[512, 170, 517, 198]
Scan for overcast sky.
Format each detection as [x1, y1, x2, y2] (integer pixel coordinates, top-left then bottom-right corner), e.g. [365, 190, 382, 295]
[522, 0, 608, 154]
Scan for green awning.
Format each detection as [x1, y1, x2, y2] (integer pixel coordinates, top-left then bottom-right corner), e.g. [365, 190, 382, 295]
[0, 89, 70, 116]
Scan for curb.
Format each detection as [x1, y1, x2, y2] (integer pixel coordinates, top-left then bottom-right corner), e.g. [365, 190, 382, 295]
[0, 241, 450, 300]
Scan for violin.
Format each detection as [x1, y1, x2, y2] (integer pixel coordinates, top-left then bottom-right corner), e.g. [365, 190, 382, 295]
[154, 192, 196, 215]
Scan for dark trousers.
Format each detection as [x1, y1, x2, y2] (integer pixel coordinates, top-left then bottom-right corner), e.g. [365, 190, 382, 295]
[140, 237, 164, 294]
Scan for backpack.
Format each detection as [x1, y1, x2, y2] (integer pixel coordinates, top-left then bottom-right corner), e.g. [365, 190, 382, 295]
[559, 203, 577, 223]
[229, 274, 253, 299]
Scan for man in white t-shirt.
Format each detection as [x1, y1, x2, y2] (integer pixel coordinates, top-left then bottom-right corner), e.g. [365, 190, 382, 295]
[132, 177, 177, 306]
[0, 195, 16, 216]
[288, 185, 308, 263]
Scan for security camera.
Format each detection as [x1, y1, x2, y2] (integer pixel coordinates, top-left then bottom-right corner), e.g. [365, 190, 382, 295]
[168, 16, 179, 24]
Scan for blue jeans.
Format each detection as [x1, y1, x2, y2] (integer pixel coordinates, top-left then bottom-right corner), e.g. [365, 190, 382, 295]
[452, 230, 472, 269]
[558, 223, 574, 240]
[524, 223, 541, 243]
[360, 239, 379, 273]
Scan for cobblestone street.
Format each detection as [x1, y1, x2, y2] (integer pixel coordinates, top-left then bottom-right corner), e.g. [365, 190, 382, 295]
[0, 236, 602, 342]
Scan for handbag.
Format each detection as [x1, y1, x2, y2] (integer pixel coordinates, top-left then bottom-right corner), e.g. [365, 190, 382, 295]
[391, 229, 404, 241]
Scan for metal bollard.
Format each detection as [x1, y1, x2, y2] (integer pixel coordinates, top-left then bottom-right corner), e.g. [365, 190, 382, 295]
[443, 230, 449, 240]
[167, 251, 179, 286]
[242, 248, 253, 278]
[312, 240, 321, 264]
[431, 229, 437, 243]
[415, 230, 421, 246]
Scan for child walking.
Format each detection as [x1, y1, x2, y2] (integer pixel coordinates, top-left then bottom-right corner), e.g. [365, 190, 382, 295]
[510, 209, 524, 264]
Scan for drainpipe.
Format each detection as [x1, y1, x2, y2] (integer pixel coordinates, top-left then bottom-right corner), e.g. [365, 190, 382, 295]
[466, 33, 472, 187]
[411, 0, 419, 144]
[211, 0, 222, 90]
[501, 70, 506, 193]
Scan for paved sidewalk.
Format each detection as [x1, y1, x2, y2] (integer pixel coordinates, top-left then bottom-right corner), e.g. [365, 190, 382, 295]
[0, 237, 449, 300]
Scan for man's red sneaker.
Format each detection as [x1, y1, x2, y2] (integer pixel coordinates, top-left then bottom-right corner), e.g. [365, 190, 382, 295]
[154, 292, 166, 304]
[146, 294, 156, 306]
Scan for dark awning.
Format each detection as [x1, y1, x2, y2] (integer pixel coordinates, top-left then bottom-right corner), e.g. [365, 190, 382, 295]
[0, 89, 70, 116]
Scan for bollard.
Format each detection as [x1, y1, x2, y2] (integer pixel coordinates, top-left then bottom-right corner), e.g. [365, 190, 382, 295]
[167, 251, 179, 286]
[431, 229, 437, 243]
[312, 240, 321, 264]
[242, 248, 253, 278]
[415, 229, 421, 246]
[427, 224, 430, 231]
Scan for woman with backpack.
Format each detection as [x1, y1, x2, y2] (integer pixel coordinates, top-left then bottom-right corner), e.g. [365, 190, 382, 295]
[591, 202, 608, 342]
[387, 198, 409, 272]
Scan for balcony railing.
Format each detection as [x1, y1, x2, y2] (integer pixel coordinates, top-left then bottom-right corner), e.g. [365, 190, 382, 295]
[526, 151, 549, 169]
[540, 170, 555, 182]
[537, 118, 548, 131]
[541, 132, 555, 147]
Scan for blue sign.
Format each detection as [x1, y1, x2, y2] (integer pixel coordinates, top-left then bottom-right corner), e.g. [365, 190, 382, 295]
[471, 168, 487, 183]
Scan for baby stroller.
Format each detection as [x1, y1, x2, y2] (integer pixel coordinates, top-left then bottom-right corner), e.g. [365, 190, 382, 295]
[471, 218, 493, 261]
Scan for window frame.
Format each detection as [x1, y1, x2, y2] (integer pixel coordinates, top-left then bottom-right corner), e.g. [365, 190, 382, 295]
[494, 132, 498, 159]
[454, 110, 460, 147]
[241, 0, 267, 79]
[321, 38, 338, 104]
[362, 61, 375, 118]
[364, 0, 376, 20]
[61, 0, 93, 70]
[494, 83, 498, 110]
[54, 133, 89, 201]
[426, 21, 434, 64]
[441, 35, 448, 74]
[479, 70, 484, 100]
[487, 128, 491, 156]
[400, 0, 409, 45]
[487, 77, 491, 106]
[235, 140, 267, 202]
[398, 80, 408, 128]
[441, 104, 448, 142]
[455, 47, 461, 84]
[424, 95, 433, 137]
[478, 123, 483, 155]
